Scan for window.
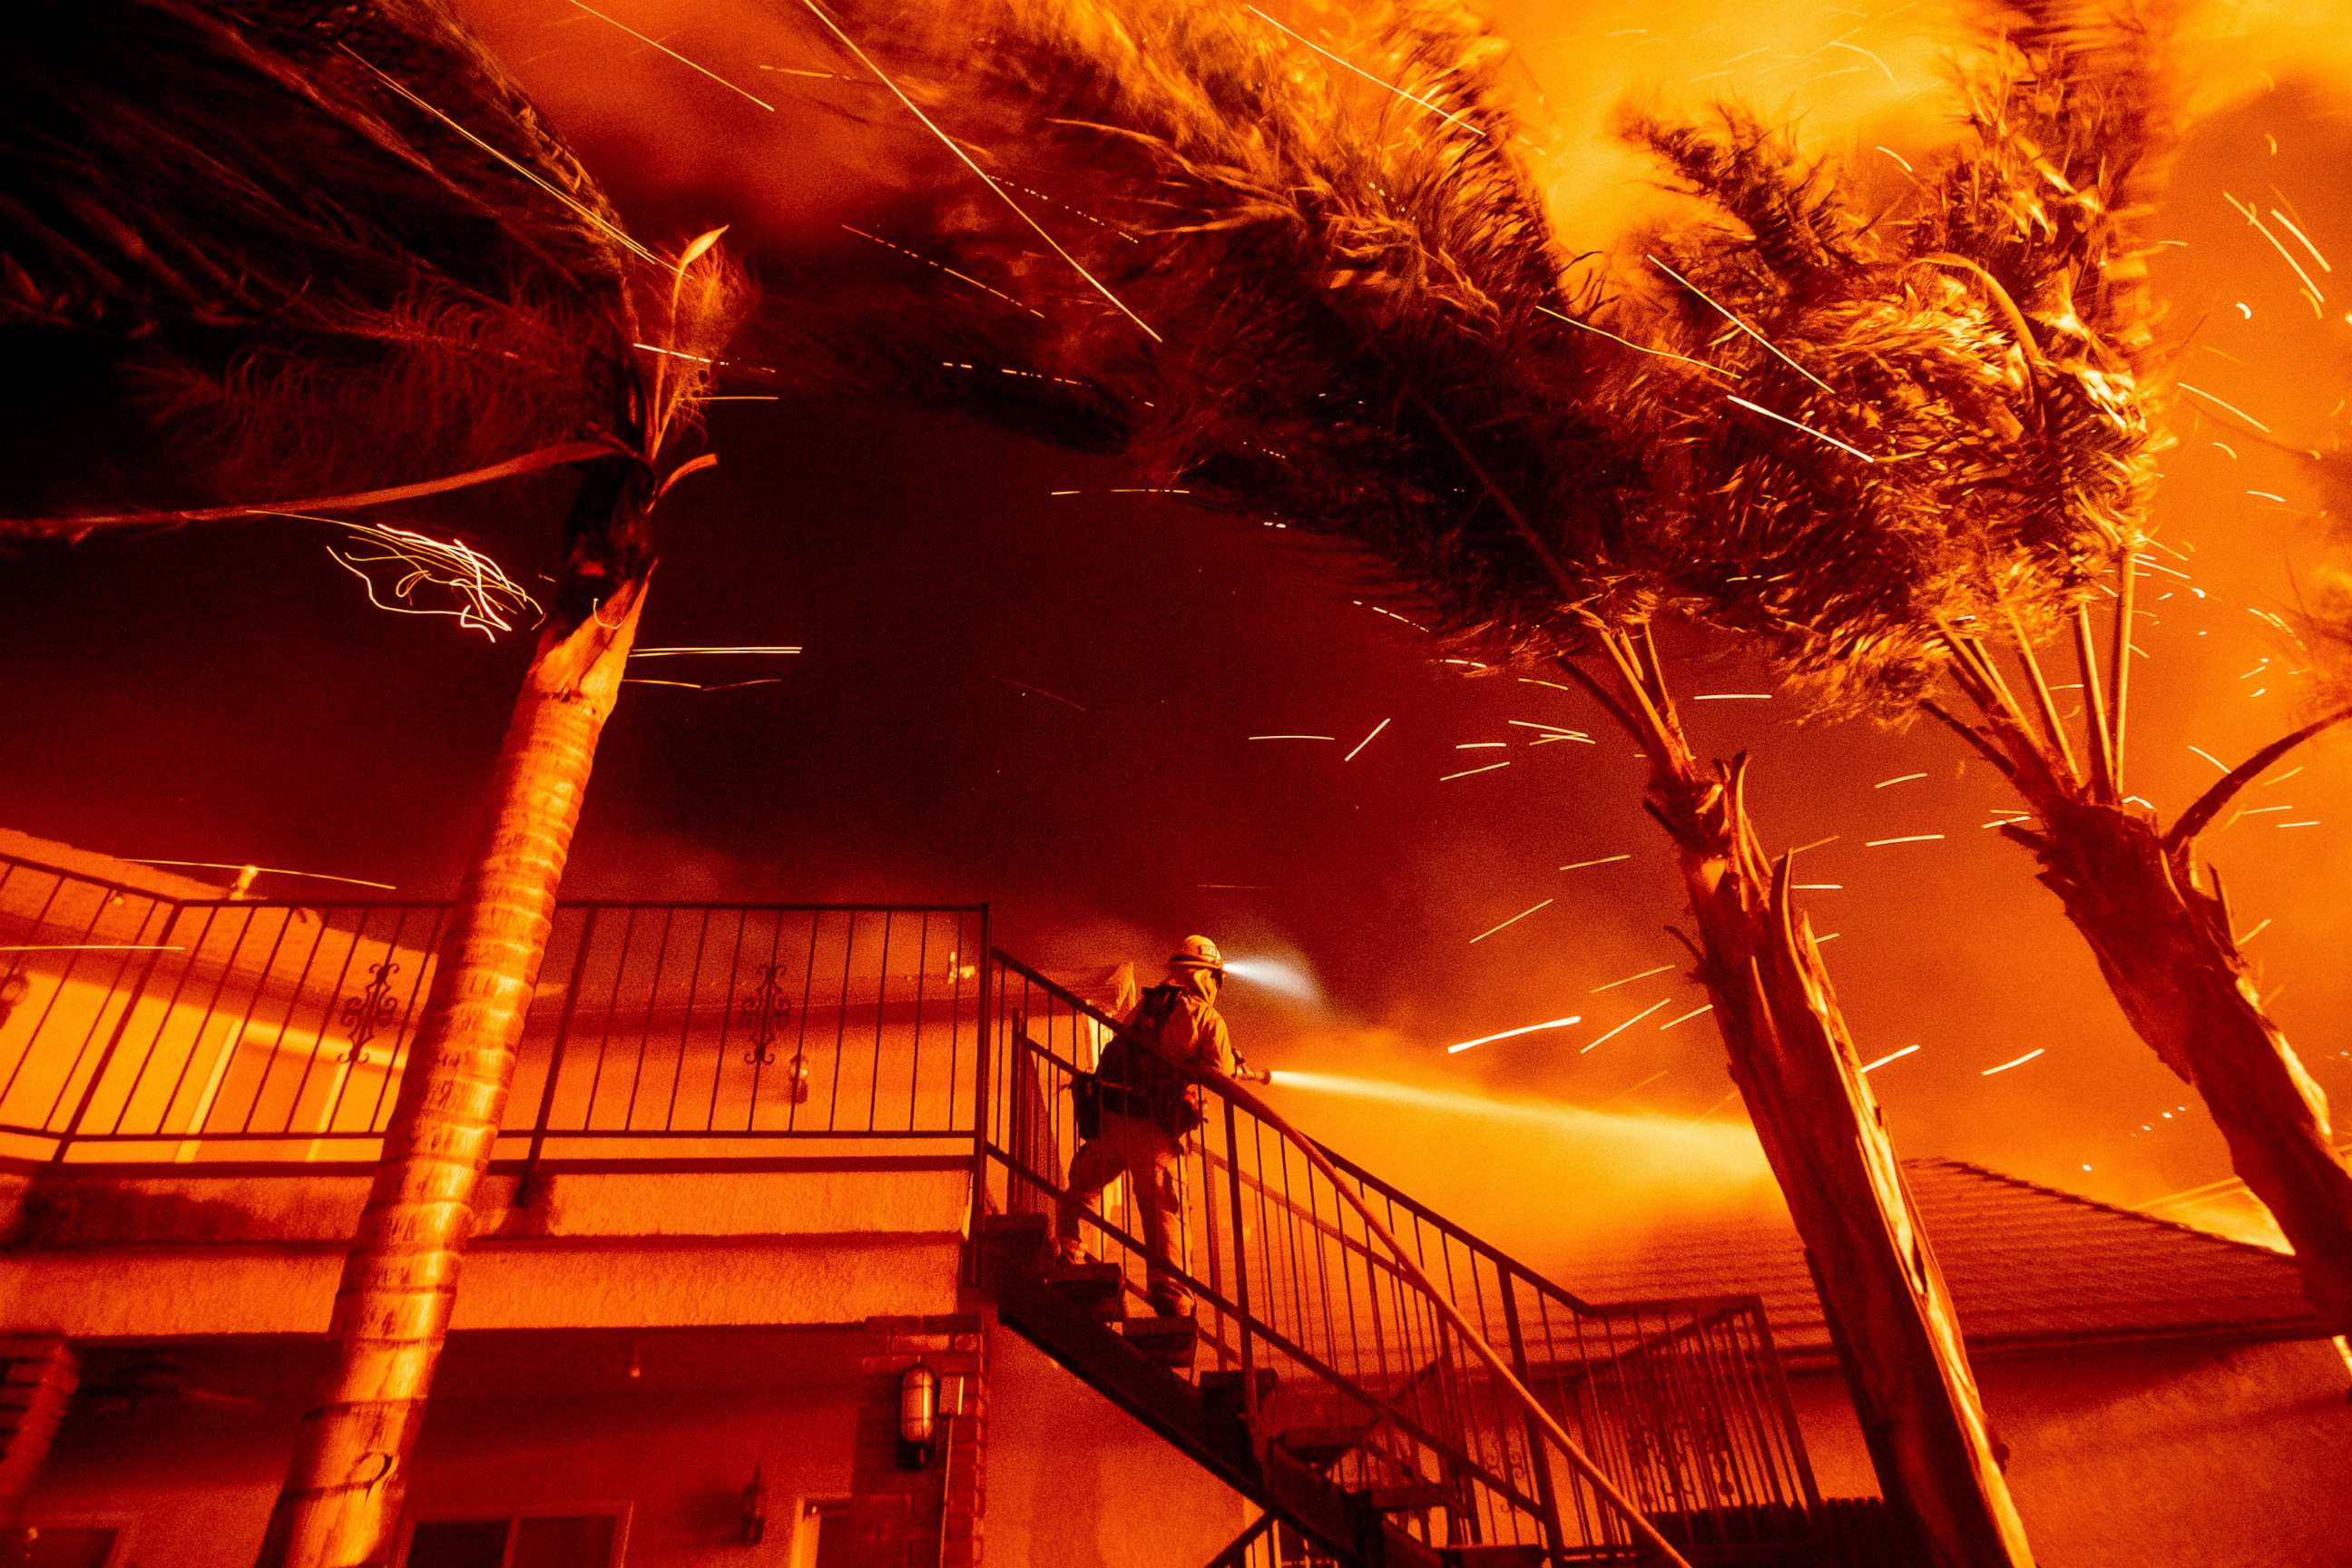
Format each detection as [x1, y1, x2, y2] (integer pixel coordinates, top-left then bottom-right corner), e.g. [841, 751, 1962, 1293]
[404, 1514, 623, 1568]
[0, 1525, 122, 1568]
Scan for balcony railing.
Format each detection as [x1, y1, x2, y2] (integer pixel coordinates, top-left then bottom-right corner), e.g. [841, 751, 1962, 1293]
[0, 853, 986, 1163]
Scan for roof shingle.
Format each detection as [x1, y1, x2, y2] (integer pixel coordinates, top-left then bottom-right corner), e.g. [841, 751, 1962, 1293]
[1559, 1159, 2325, 1359]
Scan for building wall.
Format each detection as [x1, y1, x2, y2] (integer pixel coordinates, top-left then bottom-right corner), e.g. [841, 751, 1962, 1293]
[1785, 1337, 2352, 1568]
[20, 1329, 865, 1567]
[986, 1326, 1252, 1568]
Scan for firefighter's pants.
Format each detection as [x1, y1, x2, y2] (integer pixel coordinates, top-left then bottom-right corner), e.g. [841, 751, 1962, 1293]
[1057, 1111, 1191, 1308]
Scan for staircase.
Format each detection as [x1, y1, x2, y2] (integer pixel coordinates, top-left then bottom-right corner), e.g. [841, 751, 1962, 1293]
[975, 953, 1854, 1568]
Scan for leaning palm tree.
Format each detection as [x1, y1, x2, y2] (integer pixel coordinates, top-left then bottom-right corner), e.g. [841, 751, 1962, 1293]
[4, 5, 745, 1563]
[801, 1, 2031, 1560]
[1629, 2, 2352, 1335]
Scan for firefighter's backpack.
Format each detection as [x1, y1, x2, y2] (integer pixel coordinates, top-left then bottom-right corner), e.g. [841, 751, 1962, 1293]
[1072, 985, 1200, 1141]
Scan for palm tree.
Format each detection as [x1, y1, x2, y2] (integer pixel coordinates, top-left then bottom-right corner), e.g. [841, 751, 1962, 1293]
[4, 5, 744, 1563]
[802, 1, 2031, 1560]
[1630, 4, 2352, 1335]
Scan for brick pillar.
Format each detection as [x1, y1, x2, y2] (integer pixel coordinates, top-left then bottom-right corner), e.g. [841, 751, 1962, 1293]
[0, 1337, 76, 1524]
[848, 1314, 985, 1568]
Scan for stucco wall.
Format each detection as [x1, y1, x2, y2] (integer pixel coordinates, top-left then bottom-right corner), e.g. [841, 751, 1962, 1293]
[1785, 1338, 2352, 1568]
[0, 1163, 971, 1339]
[21, 1328, 865, 1567]
[986, 1324, 1253, 1568]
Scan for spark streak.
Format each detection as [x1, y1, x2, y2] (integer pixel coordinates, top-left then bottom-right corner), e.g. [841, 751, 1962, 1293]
[0, 944, 185, 954]
[2225, 193, 2324, 310]
[632, 646, 802, 657]
[1648, 255, 1835, 393]
[622, 677, 785, 692]
[1980, 1047, 2046, 1076]
[2176, 382, 2273, 434]
[1243, 6, 1486, 138]
[986, 675, 1086, 710]
[2269, 207, 2331, 272]
[1864, 834, 1945, 848]
[842, 224, 1043, 318]
[1439, 760, 1511, 781]
[1692, 691, 1773, 701]
[302, 516, 537, 639]
[1342, 718, 1392, 762]
[796, 0, 1160, 341]
[1467, 899, 1551, 945]
[1558, 854, 1632, 871]
[342, 49, 660, 267]
[1536, 306, 1730, 376]
[1860, 1044, 1920, 1073]
[564, 0, 777, 112]
[1249, 734, 1336, 741]
[1446, 1014, 1583, 1054]
[125, 860, 396, 889]
[1660, 1004, 1713, 1030]
[1724, 395, 1878, 463]
[1592, 964, 1674, 994]
[1581, 998, 1672, 1054]
[1874, 772, 1928, 789]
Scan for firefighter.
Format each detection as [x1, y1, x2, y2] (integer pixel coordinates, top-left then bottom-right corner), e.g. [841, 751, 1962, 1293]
[1057, 935, 1236, 1316]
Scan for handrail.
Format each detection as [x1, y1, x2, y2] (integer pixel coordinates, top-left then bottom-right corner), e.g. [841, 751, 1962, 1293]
[984, 949, 1696, 1567]
[1211, 1049, 1692, 1567]
[1203, 1512, 1279, 1568]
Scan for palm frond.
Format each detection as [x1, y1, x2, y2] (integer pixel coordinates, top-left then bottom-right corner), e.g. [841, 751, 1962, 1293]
[808, 0, 1654, 663]
[1624, 2, 2176, 715]
[0, 0, 653, 524]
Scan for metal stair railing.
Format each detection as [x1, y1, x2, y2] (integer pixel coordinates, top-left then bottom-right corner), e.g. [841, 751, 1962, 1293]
[1204, 1514, 1286, 1568]
[982, 952, 1822, 1566]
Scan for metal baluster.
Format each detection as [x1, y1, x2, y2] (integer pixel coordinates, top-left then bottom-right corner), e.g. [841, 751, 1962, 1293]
[1222, 1095, 1260, 1449]
[47, 903, 187, 1158]
[661, 907, 712, 1134]
[619, 906, 675, 1132]
[521, 906, 601, 1193]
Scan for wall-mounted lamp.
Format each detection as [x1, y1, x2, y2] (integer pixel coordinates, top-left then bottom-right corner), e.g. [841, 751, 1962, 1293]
[897, 1363, 939, 1470]
[740, 1465, 767, 1544]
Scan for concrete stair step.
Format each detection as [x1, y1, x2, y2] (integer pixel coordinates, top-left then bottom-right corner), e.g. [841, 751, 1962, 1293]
[1274, 1423, 1372, 1468]
[1358, 1481, 1454, 1514]
[1119, 1313, 1200, 1369]
[1198, 1367, 1279, 1411]
[1040, 1259, 1127, 1320]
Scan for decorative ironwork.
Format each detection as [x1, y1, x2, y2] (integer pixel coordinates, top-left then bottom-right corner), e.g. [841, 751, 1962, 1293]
[338, 960, 401, 1064]
[738, 963, 793, 1065]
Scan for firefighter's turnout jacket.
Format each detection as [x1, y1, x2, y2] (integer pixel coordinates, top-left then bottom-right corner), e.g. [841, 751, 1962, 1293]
[1090, 968, 1235, 1138]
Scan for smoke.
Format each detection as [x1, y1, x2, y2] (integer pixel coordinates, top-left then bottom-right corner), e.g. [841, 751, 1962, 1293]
[1259, 1024, 1779, 1269]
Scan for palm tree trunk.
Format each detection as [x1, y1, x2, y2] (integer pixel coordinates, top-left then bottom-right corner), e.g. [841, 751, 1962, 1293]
[2022, 796, 2352, 1330]
[258, 543, 649, 1568]
[1936, 626, 2352, 1337]
[1573, 636, 2034, 1568]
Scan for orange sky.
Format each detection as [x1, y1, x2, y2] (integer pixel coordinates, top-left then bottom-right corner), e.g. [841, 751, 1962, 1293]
[8, 0, 2349, 1260]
